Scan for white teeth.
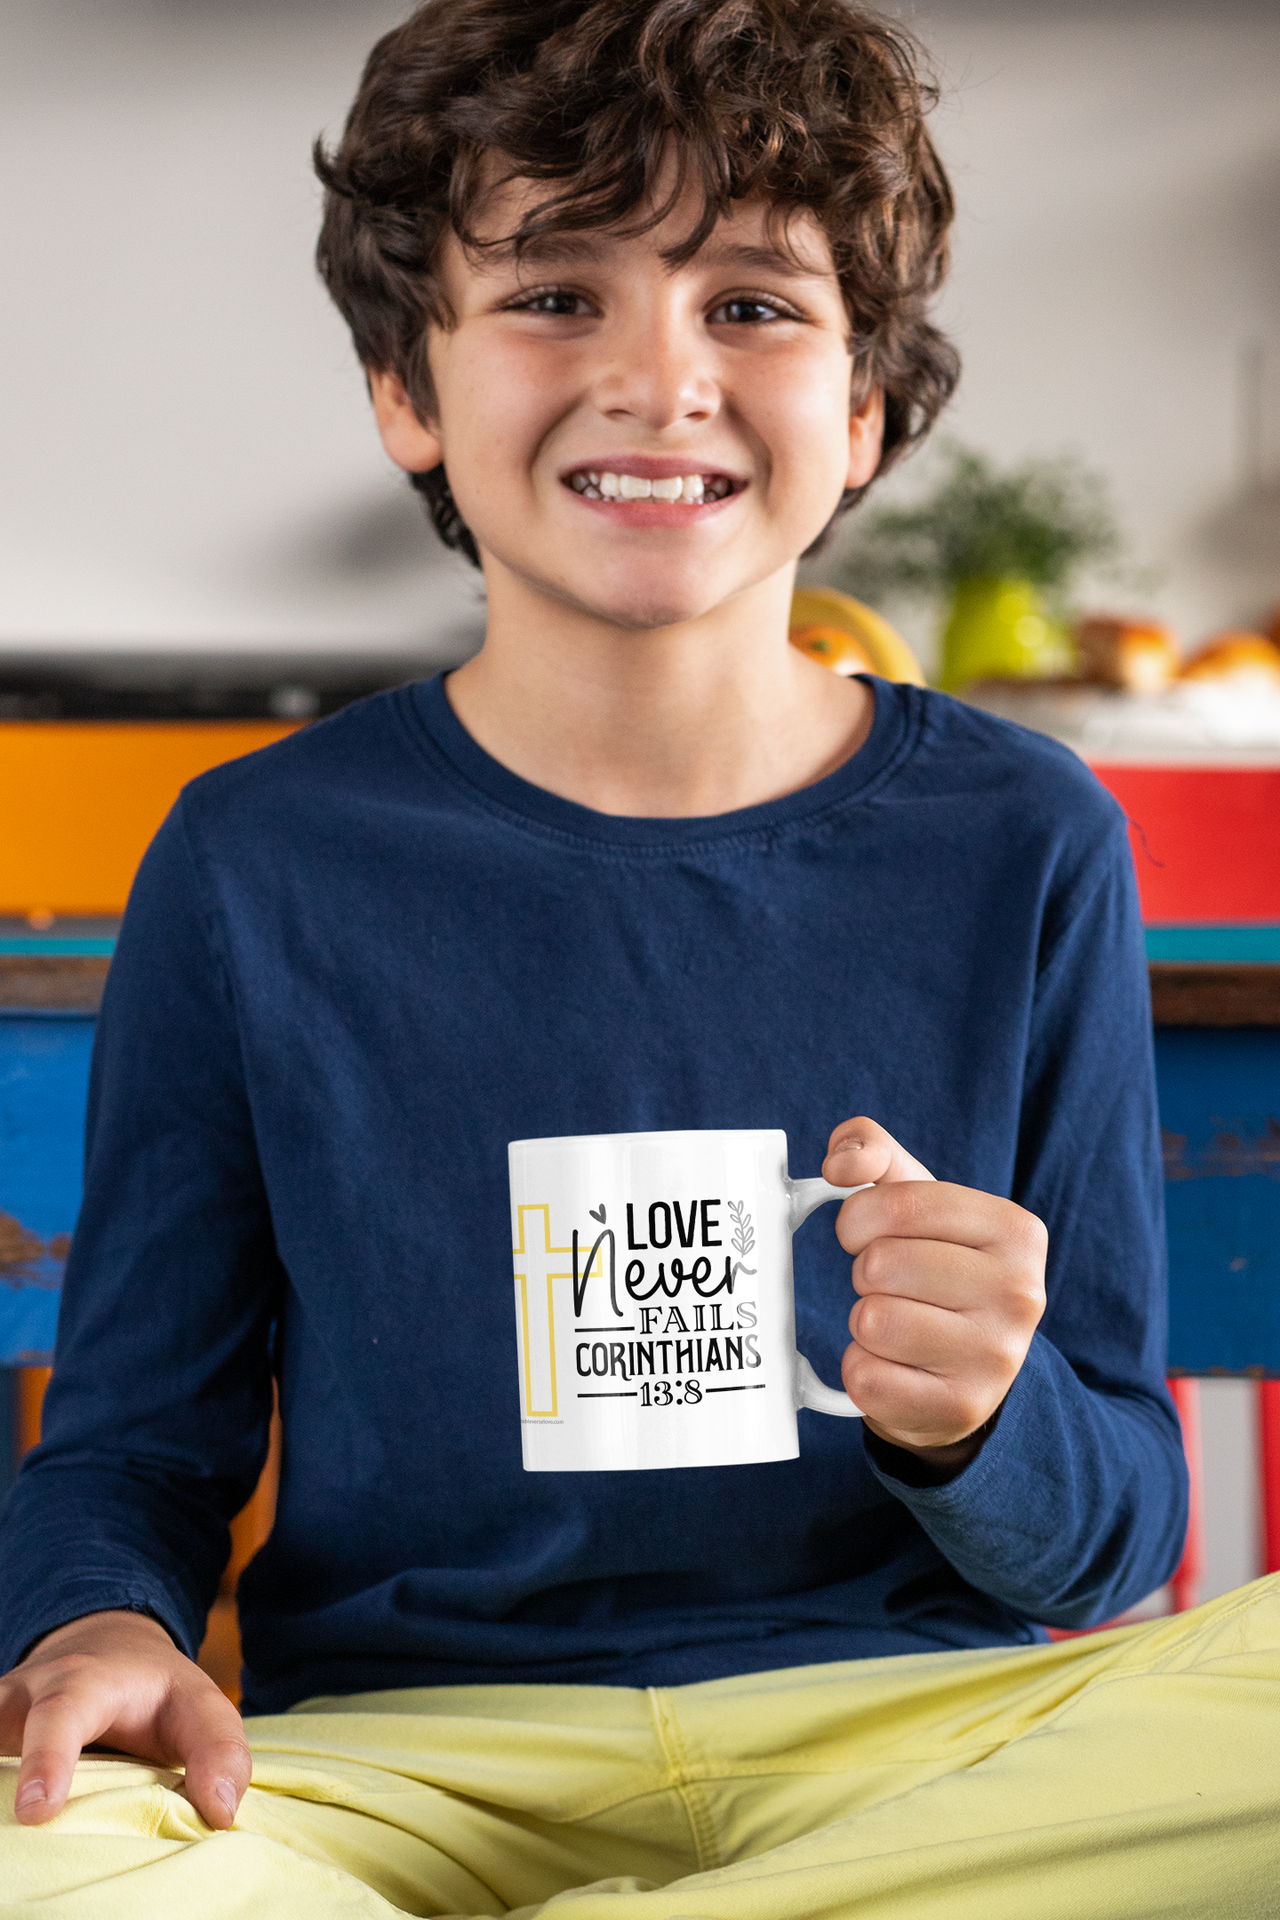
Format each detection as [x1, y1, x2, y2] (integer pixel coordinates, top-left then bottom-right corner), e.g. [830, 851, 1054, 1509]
[572, 470, 729, 503]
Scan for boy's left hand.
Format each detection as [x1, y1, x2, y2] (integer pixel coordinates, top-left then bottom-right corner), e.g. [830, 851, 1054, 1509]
[823, 1117, 1047, 1475]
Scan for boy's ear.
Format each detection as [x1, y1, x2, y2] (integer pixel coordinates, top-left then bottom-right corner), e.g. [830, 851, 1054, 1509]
[846, 386, 885, 493]
[368, 368, 443, 476]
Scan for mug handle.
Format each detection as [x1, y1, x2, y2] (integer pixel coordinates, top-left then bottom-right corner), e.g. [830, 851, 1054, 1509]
[785, 1176, 874, 1419]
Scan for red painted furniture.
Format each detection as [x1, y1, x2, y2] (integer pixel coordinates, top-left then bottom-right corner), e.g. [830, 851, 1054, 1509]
[1091, 765, 1280, 927]
[1094, 760, 1280, 1614]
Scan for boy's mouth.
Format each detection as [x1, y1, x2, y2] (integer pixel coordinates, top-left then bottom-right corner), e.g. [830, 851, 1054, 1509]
[564, 468, 738, 505]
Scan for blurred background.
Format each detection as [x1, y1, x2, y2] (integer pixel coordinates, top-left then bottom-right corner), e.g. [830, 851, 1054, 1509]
[3, 0, 1279, 1663]
[1, 0, 1277, 671]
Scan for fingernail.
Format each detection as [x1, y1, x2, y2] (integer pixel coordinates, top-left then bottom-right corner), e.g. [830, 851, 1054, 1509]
[215, 1779, 238, 1816]
[15, 1780, 47, 1810]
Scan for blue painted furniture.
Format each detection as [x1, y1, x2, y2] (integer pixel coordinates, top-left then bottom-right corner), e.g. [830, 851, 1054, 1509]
[1, 929, 107, 1494]
[1143, 923, 1280, 1378]
[1160, 1028, 1280, 1375]
[1146, 926, 1280, 965]
[0, 1010, 93, 1366]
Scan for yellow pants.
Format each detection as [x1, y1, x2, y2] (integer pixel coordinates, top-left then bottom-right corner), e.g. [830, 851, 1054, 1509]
[4, 1577, 1280, 1917]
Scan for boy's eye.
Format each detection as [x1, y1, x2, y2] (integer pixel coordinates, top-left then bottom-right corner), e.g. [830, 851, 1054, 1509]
[709, 296, 796, 326]
[510, 289, 594, 317]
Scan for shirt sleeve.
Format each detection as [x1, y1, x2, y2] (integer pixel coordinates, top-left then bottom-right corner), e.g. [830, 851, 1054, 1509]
[864, 791, 1189, 1627]
[0, 799, 280, 1672]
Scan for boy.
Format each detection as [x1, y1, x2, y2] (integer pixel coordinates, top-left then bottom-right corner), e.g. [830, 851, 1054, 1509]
[2, 1, 1277, 1913]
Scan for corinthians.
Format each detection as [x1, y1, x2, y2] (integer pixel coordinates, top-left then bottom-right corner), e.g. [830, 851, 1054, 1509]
[574, 1333, 761, 1382]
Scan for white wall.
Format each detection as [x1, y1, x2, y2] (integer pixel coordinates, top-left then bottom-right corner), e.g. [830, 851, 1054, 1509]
[0, 0, 480, 661]
[2, 0, 1277, 664]
[812, 0, 1280, 670]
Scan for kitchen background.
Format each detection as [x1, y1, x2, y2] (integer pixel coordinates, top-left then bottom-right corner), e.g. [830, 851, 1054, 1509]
[3, 0, 1279, 1601]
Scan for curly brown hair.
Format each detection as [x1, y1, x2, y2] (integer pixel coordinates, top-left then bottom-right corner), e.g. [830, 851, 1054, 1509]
[315, 0, 959, 567]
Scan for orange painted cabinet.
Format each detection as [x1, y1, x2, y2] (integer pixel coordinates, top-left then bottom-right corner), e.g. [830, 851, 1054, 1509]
[1, 721, 299, 917]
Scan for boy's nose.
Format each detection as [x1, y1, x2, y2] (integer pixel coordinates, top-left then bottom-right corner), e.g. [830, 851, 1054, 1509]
[594, 320, 720, 433]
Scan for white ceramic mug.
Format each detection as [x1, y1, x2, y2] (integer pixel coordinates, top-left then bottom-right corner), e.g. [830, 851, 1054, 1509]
[508, 1128, 868, 1472]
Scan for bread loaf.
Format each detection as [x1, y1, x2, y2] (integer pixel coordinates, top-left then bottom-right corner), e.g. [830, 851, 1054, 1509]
[1179, 633, 1280, 686]
[1075, 616, 1180, 693]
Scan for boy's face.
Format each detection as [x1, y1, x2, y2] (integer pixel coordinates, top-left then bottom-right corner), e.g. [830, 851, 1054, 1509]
[372, 173, 882, 634]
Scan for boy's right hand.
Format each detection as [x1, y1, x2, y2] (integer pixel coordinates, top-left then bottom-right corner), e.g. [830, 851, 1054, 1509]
[0, 1609, 250, 1829]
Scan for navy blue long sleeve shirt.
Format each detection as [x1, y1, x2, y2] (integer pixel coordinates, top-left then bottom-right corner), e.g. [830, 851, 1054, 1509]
[0, 676, 1187, 1712]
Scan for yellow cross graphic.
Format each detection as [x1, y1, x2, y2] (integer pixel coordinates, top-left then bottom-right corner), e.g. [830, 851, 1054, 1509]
[513, 1205, 569, 1418]
[513, 1204, 607, 1417]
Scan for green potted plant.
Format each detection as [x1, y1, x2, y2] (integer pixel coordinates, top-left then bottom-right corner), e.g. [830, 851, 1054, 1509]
[838, 446, 1122, 690]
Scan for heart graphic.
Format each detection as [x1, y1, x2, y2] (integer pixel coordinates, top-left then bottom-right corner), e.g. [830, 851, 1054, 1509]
[588, 1204, 607, 1224]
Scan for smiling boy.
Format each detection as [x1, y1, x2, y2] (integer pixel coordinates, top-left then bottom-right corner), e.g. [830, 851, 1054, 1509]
[2, 1, 1279, 1915]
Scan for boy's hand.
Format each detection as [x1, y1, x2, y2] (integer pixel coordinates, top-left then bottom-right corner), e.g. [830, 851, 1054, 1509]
[823, 1117, 1047, 1474]
[0, 1609, 250, 1829]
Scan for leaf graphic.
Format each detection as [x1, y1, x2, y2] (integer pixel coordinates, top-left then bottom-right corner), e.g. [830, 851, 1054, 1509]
[728, 1200, 755, 1259]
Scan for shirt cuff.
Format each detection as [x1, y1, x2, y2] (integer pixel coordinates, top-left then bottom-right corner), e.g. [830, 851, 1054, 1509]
[2, 1581, 189, 1676]
[861, 1335, 1047, 1520]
